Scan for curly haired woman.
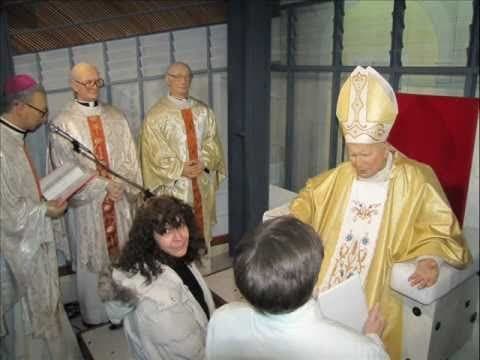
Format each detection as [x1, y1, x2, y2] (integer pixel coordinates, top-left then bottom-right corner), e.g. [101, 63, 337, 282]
[105, 196, 215, 360]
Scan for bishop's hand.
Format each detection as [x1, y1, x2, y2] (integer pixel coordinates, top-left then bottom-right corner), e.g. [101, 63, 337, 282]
[408, 258, 439, 289]
[46, 199, 67, 219]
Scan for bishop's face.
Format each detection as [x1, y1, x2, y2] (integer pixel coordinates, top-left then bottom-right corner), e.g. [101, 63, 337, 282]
[166, 64, 192, 99]
[347, 142, 389, 178]
[20, 91, 49, 131]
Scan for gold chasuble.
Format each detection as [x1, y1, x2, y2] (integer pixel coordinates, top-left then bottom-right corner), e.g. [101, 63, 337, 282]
[140, 96, 225, 247]
[290, 151, 471, 360]
[87, 115, 119, 258]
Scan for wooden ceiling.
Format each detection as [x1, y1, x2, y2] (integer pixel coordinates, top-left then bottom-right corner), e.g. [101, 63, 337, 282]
[3, 0, 227, 54]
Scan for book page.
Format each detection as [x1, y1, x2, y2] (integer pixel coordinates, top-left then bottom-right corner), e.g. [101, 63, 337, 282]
[316, 274, 368, 333]
[40, 163, 94, 202]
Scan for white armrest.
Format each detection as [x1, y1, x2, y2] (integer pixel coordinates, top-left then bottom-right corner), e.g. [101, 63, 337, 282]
[263, 186, 298, 222]
[262, 202, 291, 221]
[391, 227, 479, 305]
[390, 261, 475, 305]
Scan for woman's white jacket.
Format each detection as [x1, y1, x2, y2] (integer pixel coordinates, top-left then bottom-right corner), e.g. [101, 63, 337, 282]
[105, 263, 215, 360]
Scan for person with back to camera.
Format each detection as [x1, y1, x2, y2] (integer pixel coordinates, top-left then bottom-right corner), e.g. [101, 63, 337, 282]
[104, 195, 215, 360]
[206, 216, 389, 360]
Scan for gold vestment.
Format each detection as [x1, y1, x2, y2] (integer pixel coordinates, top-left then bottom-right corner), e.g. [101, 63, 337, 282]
[291, 151, 471, 360]
[140, 96, 226, 244]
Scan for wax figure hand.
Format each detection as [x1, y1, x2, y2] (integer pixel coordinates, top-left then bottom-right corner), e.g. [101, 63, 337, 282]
[106, 180, 124, 202]
[182, 160, 204, 178]
[46, 199, 68, 219]
[363, 303, 386, 337]
[408, 258, 439, 289]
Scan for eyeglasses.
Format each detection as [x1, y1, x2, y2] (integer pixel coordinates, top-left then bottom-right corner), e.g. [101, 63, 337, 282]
[74, 78, 105, 88]
[24, 102, 48, 118]
[167, 73, 192, 81]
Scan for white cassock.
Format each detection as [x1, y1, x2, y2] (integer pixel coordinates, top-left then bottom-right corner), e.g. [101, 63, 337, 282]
[50, 101, 142, 324]
[0, 117, 82, 359]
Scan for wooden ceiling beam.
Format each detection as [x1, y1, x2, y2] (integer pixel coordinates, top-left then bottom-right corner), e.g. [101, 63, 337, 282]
[8, 0, 224, 34]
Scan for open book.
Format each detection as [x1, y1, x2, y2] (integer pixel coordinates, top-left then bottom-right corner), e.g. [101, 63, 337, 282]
[316, 274, 368, 333]
[40, 163, 94, 203]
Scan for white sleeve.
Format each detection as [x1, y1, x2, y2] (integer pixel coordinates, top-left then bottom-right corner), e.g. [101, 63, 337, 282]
[205, 315, 217, 360]
[133, 297, 206, 360]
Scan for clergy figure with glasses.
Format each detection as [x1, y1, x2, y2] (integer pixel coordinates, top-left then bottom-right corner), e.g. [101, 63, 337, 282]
[49, 63, 142, 326]
[0, 74, 82, 359]
[140, 62, 226, 273]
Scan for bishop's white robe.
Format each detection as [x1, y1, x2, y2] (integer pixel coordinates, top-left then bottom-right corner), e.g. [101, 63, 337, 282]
[0, 118, 82, 359]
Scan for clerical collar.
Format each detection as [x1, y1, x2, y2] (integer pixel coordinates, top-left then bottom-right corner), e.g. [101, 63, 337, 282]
[168, 95, 191, 109]
[358, 151, 393, 183]
[0, 115, 27, 137]
[75, 99, 98, 107]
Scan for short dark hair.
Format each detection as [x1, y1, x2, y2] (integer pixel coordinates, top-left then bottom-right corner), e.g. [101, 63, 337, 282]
[115, 196, 205, 284]
[234, 216, 324, 315]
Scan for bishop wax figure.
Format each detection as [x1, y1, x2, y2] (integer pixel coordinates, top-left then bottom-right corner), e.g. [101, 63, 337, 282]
[140, 62, 226, 271]
[0, 75, 82, 359]
[49, 63, 142, 326]
[290, 66, 471, 360]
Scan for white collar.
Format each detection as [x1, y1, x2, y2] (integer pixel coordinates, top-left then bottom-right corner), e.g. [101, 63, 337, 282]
[75, 98, 99, 108]
[168, 95, 191, 109]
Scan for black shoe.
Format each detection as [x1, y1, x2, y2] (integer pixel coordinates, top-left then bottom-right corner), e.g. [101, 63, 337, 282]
[109, 321, 123, 330]
[64, 302, 81, 319]
[82, 320, 108, 329]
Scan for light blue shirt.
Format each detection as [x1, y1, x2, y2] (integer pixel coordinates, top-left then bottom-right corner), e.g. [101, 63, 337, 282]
[206, 299, 389, 360]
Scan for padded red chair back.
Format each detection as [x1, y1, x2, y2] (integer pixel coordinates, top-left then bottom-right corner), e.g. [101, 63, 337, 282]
[388, 93, 479, 225]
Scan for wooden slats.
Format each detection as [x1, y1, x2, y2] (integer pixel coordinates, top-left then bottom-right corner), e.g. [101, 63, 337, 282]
[6, 0, 226, 54]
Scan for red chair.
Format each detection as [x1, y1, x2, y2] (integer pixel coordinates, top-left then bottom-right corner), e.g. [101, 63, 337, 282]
[388, 93, 479, 225]
[388, 93, 479, 360]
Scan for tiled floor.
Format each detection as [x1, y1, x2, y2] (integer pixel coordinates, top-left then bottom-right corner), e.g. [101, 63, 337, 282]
[205, 267, 245, 303]
[80, 324, 128, 360]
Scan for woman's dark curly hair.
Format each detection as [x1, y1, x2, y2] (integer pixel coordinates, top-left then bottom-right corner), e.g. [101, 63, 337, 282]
[115, 195, 206, 284]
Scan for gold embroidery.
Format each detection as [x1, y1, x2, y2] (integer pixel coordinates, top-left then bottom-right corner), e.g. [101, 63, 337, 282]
[342, 122, 386, 141]
[351, 72, 367, 127]
[351, 200, 381, 223]
[325, 238, 368, 290]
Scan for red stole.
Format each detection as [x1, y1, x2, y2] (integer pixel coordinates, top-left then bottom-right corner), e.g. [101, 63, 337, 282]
[181, 108, 204, 234]
[87, 115, 119, 258]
